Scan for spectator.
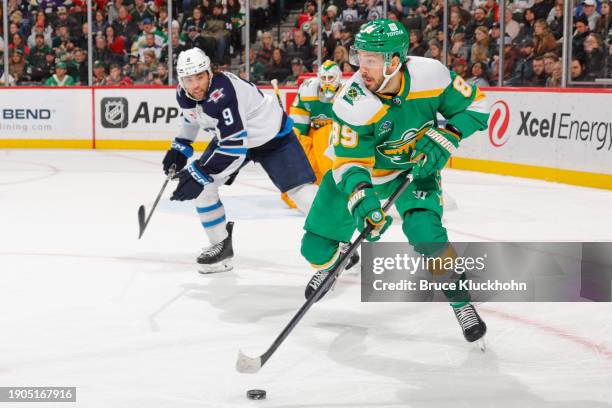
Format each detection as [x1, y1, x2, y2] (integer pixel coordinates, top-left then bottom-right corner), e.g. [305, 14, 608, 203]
[285, 29, 314, 69]
[583, 33, 605, 79]
[203, 3, 231, 64]
[241, 48, 265, 83]
[482, 0, 500, 21]
[138, 32, 162, 61]
[226, 0, 244, 58]
[542, 52, 558, 77]
[423, 11, 443, 42]
[161, 28, 186, 74]
[131, 0, 156, 24]
[72, 48, 88, 84]
[286, 57, 308, 85]
[44, 61, 75, 86]
[132, 18, 166, 54]
[40, 50, 57, 82]
[409, 29, 428, 56]
[581, 0, 601, 31]
[365, 0, 384, 21]
[123, 52, 142, 81]
[92, 60, 107, 85]
[466, 7, 491, 42]
[425, 39, 442, 61]
[296, 1, 316, 30]
[10, 33, 29, 55]
[528, 56, 548, 85]
[572, 15, 591, 61]
[112, 7, 139, 48]
[341, 60, 356, 74]
[182, 5, 206, 34]
[105, 25, 127, 64]
[107, 0, 124, 25]
[533, 19, 557, 55]
[52, 24, 71, 52]
[255, 31, 275, 67]
[9, 49, 28, 84]
[93, 34, 112, 66]
[28, 23, 53, 48]
[504, 8, 521, 40]
[333, 44, 349, 66]
[106, 63, 133, 86]
[324, 5, 344, 33]
[593, 1, 610, 37]
[265, 48, 290, 82]
[338, 26, 355, 49]
[549, 2, 564, 39]
[341, 0, 362, 25]
[28, 33, 51, 82]
[450, 32, 470, 60]
[547, 0, 564, 24]
[452, 57, 469, 78]
[507, 38, 535, 85]
[546, 60, 562, 87]
[448, 10, 466, 40]
[570, 57, 587, 81]
[516, 8, 537, 43]
[531, 0, 554, 21]
[185, 25, 216, 60]
[54, 7, 79, 37]
[468, 61, 490, 87]
[150, 64, 169, 85]
[139, 49, 159, 82]
[471, 26, 493, 64]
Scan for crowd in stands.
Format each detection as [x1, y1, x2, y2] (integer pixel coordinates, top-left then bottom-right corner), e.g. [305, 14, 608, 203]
[0, 0, 610, 86]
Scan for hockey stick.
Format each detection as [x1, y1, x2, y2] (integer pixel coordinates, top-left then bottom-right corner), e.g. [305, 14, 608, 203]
[270, 79, 284, 110]
[236, 172, 416, 373]
[138, 164, 176, 239]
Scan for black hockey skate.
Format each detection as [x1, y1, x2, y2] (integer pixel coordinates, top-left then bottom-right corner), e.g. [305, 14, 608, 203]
[452, 302, 487, 350]
[197, 221, 234, 274]
[304, 243, 358, 301]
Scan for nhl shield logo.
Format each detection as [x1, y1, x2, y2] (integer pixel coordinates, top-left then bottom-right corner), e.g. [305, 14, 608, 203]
[101, 97, 129, 128]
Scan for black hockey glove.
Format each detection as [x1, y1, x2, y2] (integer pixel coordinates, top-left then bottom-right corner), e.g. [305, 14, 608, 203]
[170, 161, 213, 201]
[162, 138, 194, 175]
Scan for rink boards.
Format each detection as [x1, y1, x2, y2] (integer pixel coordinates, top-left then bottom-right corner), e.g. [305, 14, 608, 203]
[0, 85, 611, 189]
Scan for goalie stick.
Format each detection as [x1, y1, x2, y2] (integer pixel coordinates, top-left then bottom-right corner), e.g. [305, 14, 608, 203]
[236, 171, 416, 373]
[138, 164, 176, 239]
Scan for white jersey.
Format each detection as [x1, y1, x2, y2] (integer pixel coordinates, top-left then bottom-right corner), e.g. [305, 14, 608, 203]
[175, 71, 293, 181]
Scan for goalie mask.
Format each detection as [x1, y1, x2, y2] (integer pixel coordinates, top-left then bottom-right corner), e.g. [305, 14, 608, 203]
[318, 60, 341, 101]
[176, 48, 213, 101]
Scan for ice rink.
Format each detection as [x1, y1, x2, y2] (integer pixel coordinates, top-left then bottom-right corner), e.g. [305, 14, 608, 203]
[1, 149, 611, 408]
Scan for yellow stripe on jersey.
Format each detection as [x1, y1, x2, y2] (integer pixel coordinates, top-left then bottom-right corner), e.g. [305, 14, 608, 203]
[372, 168, 398, 177]
[366, 105, 390, 125]
[406, 88, 445, 100]
[289, 106, 310, 116]
[474, 88, 486, 101]
[300, 96, 319, 102]
[332, 156, 376, 170]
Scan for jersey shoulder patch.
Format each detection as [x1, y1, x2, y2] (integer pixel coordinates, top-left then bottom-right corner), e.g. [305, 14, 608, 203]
[298, 78, 320, 101]
[332, 72, 384, 127]
[405, 57, 452, 95]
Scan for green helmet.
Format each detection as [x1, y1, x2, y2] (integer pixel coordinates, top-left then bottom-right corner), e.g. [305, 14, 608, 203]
[352, 19, 410, 64]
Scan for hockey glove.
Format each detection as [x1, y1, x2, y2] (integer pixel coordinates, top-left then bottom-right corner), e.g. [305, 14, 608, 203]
[170, 161, 213, 201]
[163, 138, 194, 175]
[347, 183, 392, 242]
[410, 127, 460, 179]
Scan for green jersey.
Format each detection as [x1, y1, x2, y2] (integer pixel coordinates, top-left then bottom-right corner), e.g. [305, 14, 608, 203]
[45, 74, 76, 87]
[330, 56, 489, 195]
[289, 77, 335, 137]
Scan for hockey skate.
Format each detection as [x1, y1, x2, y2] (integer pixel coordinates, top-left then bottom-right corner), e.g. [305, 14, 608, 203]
[452, 302, 487, 351]
[305, 243, 359, 301]
[197, 221, 234, 274]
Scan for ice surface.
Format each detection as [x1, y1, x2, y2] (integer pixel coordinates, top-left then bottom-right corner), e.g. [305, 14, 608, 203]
[1, 149, 611, 408]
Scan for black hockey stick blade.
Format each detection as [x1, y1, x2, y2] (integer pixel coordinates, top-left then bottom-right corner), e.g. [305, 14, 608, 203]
[137, 164, 176, 239]
[137, 205, 147, 239]
[236, 172, 416, 373]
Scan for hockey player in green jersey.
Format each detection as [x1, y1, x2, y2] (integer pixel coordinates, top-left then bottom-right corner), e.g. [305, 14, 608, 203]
[300, 19, 490, 344]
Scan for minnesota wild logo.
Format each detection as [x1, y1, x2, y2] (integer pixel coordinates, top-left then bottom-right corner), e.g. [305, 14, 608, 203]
[343, 83, 366, 106]
[376, 122, 433, 164]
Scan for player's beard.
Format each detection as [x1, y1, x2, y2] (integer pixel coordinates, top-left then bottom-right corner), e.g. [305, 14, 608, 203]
[361, 72, 383, 93]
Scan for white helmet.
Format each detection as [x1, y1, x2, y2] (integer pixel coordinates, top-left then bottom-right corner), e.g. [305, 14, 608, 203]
[177, 48, 212, 101]
[318, 60, 342, 101]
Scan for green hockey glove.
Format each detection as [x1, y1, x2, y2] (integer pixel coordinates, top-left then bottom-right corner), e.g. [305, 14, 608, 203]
[411, 127, 461, 178]
[347, 183, 392, 242]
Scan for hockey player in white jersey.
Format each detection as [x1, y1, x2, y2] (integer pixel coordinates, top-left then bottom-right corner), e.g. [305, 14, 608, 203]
[162, 48, 318, 273]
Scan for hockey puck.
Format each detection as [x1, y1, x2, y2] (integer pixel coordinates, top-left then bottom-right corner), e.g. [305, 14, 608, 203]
[246, 389, 266, 400]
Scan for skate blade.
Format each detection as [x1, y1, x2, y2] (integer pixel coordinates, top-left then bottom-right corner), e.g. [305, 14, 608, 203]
[198, 259, 233, 274]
